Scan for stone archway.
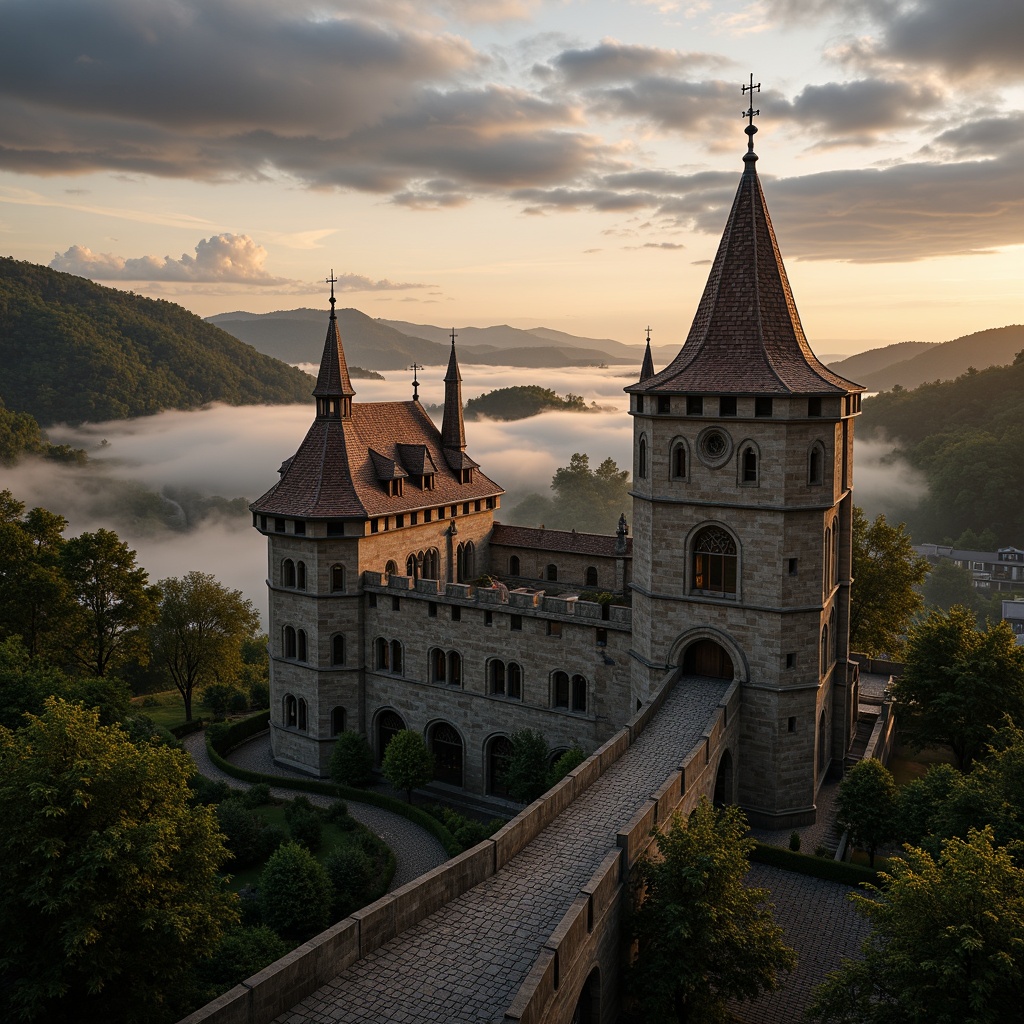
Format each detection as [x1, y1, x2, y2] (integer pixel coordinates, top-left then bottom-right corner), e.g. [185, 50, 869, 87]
[682, 637, 734, 679]
[571, 966, 600, 1024]
[713, 749, 734, 806]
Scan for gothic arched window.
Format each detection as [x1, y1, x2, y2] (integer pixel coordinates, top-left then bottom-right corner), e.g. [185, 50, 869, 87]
[672, 440, 688, 480]
[284, 625, 297, 659]
[331, 564, 346, 591]
[296, 561, 306, 590]
[331, 634, 345, 666]
[585, 566, 598, 587]
[509, 555, 521, 576]
[692, 526, 738, 596]
[638, 436, 648, 480]
[283, 559, 296, 588]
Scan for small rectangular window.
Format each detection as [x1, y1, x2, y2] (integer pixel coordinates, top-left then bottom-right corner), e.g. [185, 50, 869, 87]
[720, 396, 737, 417]
[260, 516, 267, 531]
[392, 596, 401, 612]
[547, 620, 562, 637]
[371, 519, 379, 534]
[396, 514, 405, 528]
[687, 396, 704, 416]
[475, 500, 482, 512]
[511, 615, 523, 631]
[808, 397, 822, 417]
[275, 518, 286, 533]
[786, 653, 796, 669]
[788, 716, 797, 732]
[636, 395, 644, 413]
[484, 610, 493, 626]
[410, 511, 418, 526]
[293, 520, 306, 535]
[788, 558, 798, 575]
[450, 504, 458, 517]
[463, 503, 470, 515]
[438, 506, 445, 519]
[755, 397, 773, 417]
[424, 508, 432, 523]
[596, 628, 607, 646]
[486, 497, 495, 509]
[428, 602, 437, 618]
[327, 521, 344, 536]
[657, 396, 671, 414]
[368, 593, 377, 608]
[452, 605, 462, 622]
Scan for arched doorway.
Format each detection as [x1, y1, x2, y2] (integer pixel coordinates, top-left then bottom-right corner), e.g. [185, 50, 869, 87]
[682, 638, 734, 679]
[430, 722, 464, 787]
[487, 735, 514, 797]
[713, 750, 733, 806]
[571, 966, 600, 1024]
[376, 710, 405, 763]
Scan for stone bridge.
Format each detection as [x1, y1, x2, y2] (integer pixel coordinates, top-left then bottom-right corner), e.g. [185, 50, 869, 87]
[183, 670, 740, 1024]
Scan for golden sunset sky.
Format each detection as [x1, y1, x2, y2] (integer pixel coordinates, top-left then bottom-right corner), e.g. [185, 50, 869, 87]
[1, 0, 1022, 353]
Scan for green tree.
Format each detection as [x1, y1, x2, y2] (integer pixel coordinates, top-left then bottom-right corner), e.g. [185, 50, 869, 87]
[257, 841, 333, 940]
[849, 507, 929, 657]
[547, 743, 587, 788]
[626, 799, 796, 1023]
[193, 925, 289, 1005]
[835, 758, 899, 867]
[330, 731, 375, 788]
[60, 528, 160, 677]
[381, 729, 434, 803]
[922, 559, 978, 613]
[0, 698, 237, 1023]
[808, 827, 1024, 1024]
[890, 607, 1024, 770]
[502, 728, 551, 803]
[150, 571, 260, 721]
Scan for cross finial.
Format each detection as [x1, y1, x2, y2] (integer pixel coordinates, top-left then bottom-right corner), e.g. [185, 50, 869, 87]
[409, 361, 423, 401]
[645, 325, 652, 343]
[325, 270, 338, 313]
[741, 74, 760, 158]
[450, 327, 458, 347]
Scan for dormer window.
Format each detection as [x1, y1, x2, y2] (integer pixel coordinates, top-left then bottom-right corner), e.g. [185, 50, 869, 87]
[389, 479, 404, 497]
[461, 468, 473, 484]
[419, 472, 435, 490]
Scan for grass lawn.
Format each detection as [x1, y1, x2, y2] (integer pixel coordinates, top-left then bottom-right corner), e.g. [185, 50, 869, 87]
[888, 739, 957, 787]
[131, 688, 269, 730]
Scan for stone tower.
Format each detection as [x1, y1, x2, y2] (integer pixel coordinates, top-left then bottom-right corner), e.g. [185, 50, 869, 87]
[626, 119, 864, 827]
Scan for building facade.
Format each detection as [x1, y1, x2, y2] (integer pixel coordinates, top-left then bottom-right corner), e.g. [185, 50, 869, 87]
[251, 129, 862, 826]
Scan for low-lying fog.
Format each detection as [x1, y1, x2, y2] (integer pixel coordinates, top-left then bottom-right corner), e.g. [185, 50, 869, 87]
[6, 364, 923, 626]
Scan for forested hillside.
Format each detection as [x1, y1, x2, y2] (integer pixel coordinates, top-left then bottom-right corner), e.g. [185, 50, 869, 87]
[464, 386, 594, 420]
[859, 352, 1024, 543]
[0, 259, 313, 425]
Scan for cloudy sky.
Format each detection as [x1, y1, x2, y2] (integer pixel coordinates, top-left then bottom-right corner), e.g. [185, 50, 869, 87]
[2, 0, 1022, 352]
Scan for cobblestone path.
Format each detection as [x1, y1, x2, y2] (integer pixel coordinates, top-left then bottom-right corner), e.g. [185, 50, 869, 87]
[181, 732, 447, 889]
[273, 676, 731, 1024]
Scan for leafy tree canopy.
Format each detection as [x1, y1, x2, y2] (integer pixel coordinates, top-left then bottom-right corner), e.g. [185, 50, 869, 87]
[626, 799, 796, 1023]
[501, 728, 551, 804]
[835, 758, 899, 867]
[381, 729, 435, 803]
[891, 607, 1024, 770]
[808, 827, 1024, 1024]
[0, 698, 237, 1024]
[850, 507, 929, 658]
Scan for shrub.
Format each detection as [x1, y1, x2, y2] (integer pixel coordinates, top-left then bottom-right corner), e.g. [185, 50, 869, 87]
[547, 744, 587, 787]
[324, 799, 350, 824]
[242, 783, 271, 808]
[323, 846, 375, 918]
[815, 845, 830, 858]
[216, 799, 266, 869]
[382, 730, 434, 802]
[789, 831, 801, 852]
[248, 680, 270, 710]
[258, 824, 287, 861]
[191, 775, 232, 806]
[203, 683, 244, 718]
[228, 690, 250, 714]
[329, 732, 375, 788]
[503, 729, 550, 803]
[195, 925, 289, 996]
[257, 842, 333, 940]
[289, 809, 323, 852]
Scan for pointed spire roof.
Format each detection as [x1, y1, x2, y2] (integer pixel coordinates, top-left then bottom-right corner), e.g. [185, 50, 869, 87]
[639, 326, 655, 382]
[632, 104, 861, 397]
[441, 328, 467, 452]
[312, 272, 356, 401]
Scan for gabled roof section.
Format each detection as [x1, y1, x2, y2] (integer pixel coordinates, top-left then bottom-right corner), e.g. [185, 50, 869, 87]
[491, 523, 633, 558]
[395, 443, 437, 477]
[369, 448, 408, 481]
[631, 147, 862, 397]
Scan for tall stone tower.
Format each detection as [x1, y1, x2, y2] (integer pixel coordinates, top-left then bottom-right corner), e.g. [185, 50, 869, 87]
[626, 109, 864, 827]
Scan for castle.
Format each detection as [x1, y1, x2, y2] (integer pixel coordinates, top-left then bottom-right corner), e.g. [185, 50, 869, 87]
[250, 122, 864, 829]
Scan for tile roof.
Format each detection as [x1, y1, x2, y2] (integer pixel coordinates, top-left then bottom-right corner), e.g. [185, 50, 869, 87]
[490, 523, 632, 558]
[252, 400, 503, 519]
[630, 157, 862, 397]
[312, 308, 355, 399]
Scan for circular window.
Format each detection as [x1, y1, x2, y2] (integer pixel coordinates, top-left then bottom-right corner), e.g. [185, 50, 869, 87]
[697, 427, 733, 468]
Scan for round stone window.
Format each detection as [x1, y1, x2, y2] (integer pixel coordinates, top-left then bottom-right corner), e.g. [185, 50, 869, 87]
[697, 427, 733, 468]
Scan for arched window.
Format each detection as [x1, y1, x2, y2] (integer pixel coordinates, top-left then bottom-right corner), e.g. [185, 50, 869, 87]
[507, 662, 522, 700]
[297, 629, 307, 662]
[430, 723, 464, 787]
[489, 659, 506, 695]
[284, 693, 297, 728]
[422, 548, 439, 580]
[808, 443, 824, 485]
[390, 640, 403, 676]
[283, 559, 296, 588]
[376, 709, 405, 762]
[823, 525, 833, 597]
[571, 675, 587, 712]
[546, 563, 558, 582]
[331, 707, 346, 735]
[331, 564, 345, 592]
[448, 651, 462, 688]
[487, 735, 514, 797]
[385, 559, 398, 577]
[431, 647, 447, 683]
[585, 566, 598, 587]
[375, 636, 390, 671]
[553, 671, 570, 709]
[297, 698, 308, 731]
[821, 624, 830, 676]
[833, 524, 841, 587]
[456, 541, 476, 583]
[692, 526, 738, 596]
[284, 625, 297, 659]
[672, 441, 687, 479]
[296, 561, 306, 590]
[740, 445, 758, 484]
[509, 555, 521, 576]
[406, 553, 418, 579]
[830, 605, 838, 663]
[331, 634, 345, 666]
[638, 435, 648, 479]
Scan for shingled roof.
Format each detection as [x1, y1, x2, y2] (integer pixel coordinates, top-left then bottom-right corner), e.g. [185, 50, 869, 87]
[490, 523, 632, 558]
[629, 142, 862, 397]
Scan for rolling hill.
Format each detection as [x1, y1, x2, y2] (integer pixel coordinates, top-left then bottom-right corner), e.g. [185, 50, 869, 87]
[0, 258, 313, 426]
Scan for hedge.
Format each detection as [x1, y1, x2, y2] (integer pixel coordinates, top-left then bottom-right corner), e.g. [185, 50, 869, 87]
[208, 710, 271, 755]
[170, 718, 205, 739]
[203, 727, 460, 857]
[751, 842, 879, 886]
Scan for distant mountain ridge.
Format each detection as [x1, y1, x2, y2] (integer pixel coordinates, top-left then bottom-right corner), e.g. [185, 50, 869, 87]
[0, 259, 313, 426]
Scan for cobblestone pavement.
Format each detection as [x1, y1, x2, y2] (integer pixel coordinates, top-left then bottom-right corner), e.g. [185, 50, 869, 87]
[272, 676, 731, 1024]
[749, 777, 843, 855]
[181, 732, 447, 889]
[732, 864, 870, 1024]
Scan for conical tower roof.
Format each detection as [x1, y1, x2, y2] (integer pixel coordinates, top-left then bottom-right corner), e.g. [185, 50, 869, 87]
[441, 330, 467, 452]
[639, 329, 655, 382]
[632, 127, 861, 396]
[311, 282, 356, 402]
